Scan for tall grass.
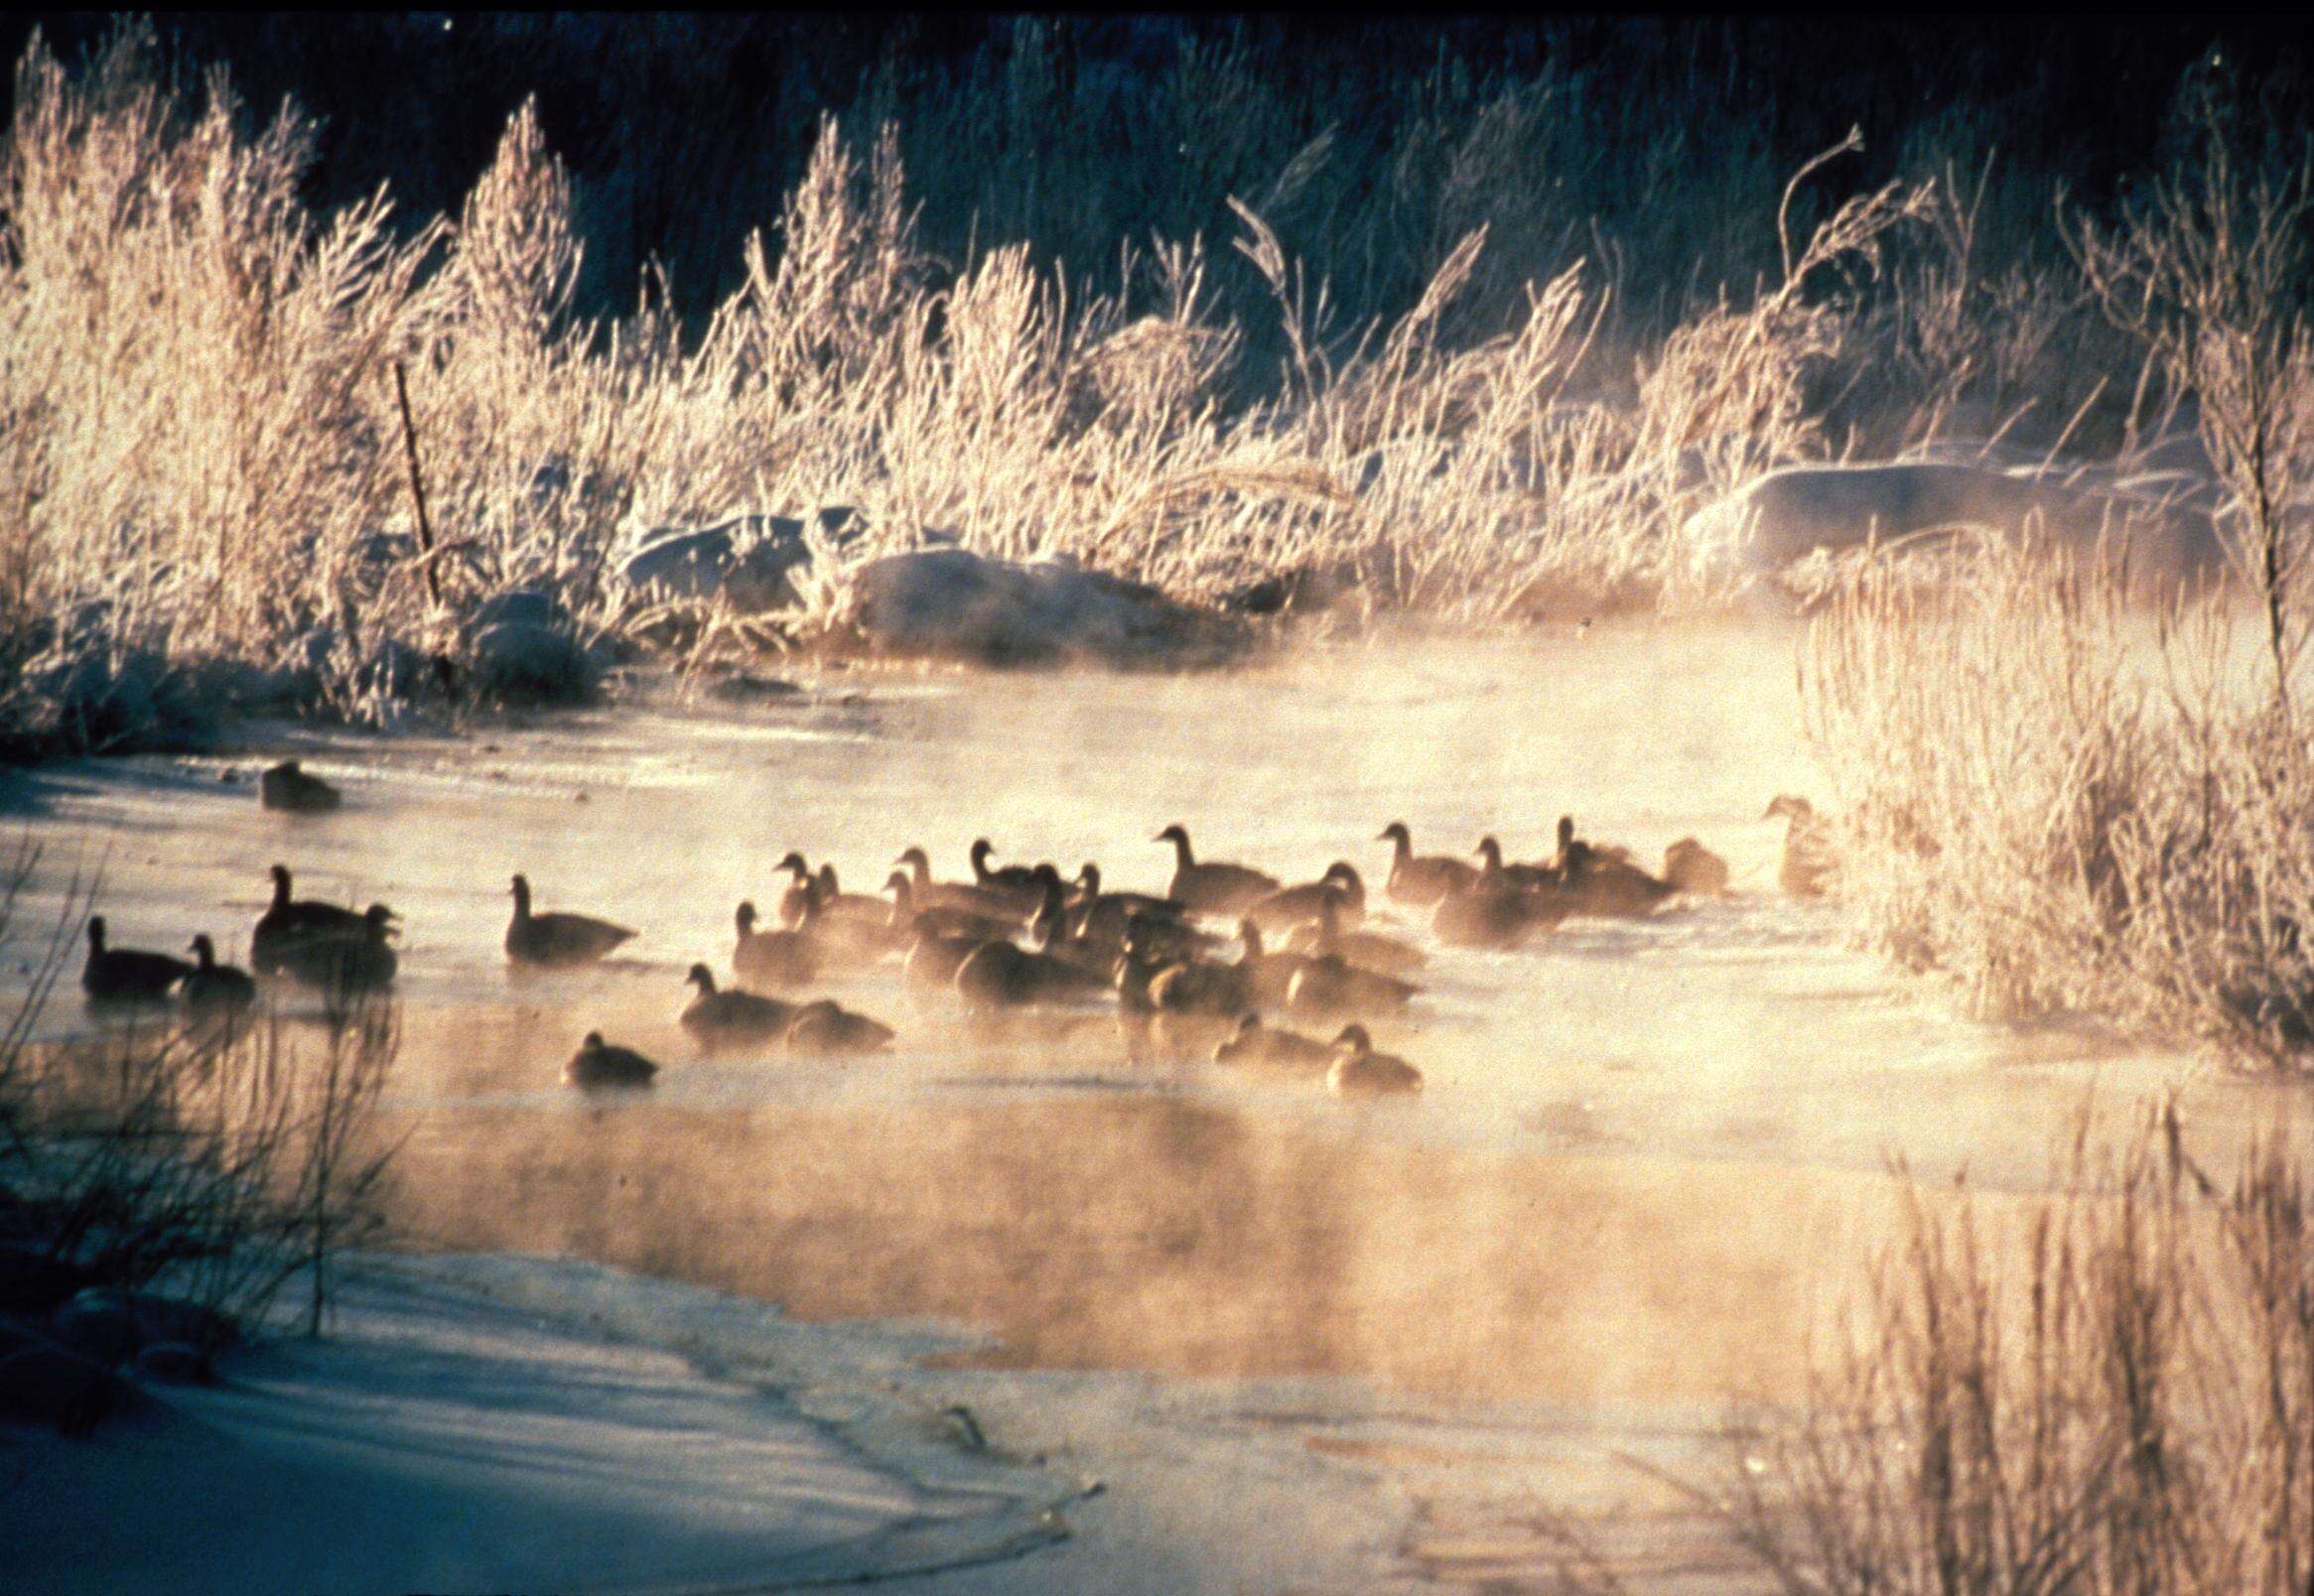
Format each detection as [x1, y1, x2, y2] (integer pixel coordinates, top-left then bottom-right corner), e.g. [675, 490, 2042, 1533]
[1705, 1110, 2312, 1593]
[0, 23, 2261, 754]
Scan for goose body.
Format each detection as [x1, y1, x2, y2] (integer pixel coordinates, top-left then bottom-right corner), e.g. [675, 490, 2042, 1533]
[680, 965, 793, 1048]
[1378, 823, 1478, 906]
[955, 939, 1107, 1010]
[1147, 950, 1255, 1015]
[908, 928, 1004, 990]
[1766, 796, 1835, 897]
[886, 873, 1018, 946]
[785, 999, 896, 1056]
[565, 1032, 659, 1089]
[1212, 1013, 1336, 1076]
[1282, 895, 1427, 977]
[82, 918, 193, 1005]
[1327, 1025, 1424, 1097]
[893, 847, 1020, 918]
[251, 864, 367, 975]
[1543, 817, 1676, 918]
[1663, 837, 1731, 896]
[1154, 825, 1279, 916]
[734, 900, 822, 989]
[1432, 871, 1553, 950]
[180, 934, 257, 1023]
[1246, 863, 1366, 934]
[260, 759, 341, 814]
[966, 841, 1050, 917]
[506, 874, 636, 967]
[1284, 953, 1421, 1022]
[276, 904, 399, 992]
[772, 855, 817, 929]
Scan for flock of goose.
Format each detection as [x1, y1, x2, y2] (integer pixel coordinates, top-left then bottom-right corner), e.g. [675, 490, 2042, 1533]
[76, 759, 1840, 1102]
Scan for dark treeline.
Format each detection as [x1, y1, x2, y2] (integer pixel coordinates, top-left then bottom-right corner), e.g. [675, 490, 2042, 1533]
[4, 14, 2307, 335]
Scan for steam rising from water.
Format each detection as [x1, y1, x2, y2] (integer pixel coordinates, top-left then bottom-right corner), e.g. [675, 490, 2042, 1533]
[4, 623, 2298, 1408]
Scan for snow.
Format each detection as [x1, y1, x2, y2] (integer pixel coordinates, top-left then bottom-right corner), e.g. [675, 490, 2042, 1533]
[2, 1254, 1076, 1595]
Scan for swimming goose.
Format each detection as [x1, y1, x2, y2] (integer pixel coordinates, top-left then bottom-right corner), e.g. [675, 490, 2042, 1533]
[772, 854, 816, 928]
[1326, 1025, 1424, 1097]
[893, 846, 1020, 918]
[565, 1032, 659, 1089]
[1662, 838, 1731, 896]
[1146, 941, 1256, 1016]
[1211, 1012, 1337, 1075]
[506, 874, 636, 967]
[1766, 796, 1835, 897]
[1543, 819, 1677, 918]
[259, 759, 341, 814]
[907, 926, 1006, 990]
[885, 872, 1018, 946]
[1247, 863, 1366, 934]
[181, 934, 257, 1023]
[1284, 951, 1422, 1022]
[277, 903, 400, 993]
[1235, 919, 1321, 1007]
[1112, 916, 1175, 1013]
[784, 998, 897, 1056]
[1154, 825, 1279, 916]
[1431, 852, 1557, 949]
[1282, 894, 1427, 977]
[734, 898, 822, 988]
[251, 864, 367, 975]
[1377, 822, 1478, 906]
[955, 937, 1108, 1010]
[681, 965, 793, 1048]
[1068, 865, 1216, 963]
[82, 917, 193, 1005]
[805, 865, 904, 960]
[1474, 837, 1556, 892]
[964, 841, 1051, 918]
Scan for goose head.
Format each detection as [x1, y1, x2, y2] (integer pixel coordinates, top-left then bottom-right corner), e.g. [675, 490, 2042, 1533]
[685, 963, 717, 993]
[1332, 1023, 1373, 1057]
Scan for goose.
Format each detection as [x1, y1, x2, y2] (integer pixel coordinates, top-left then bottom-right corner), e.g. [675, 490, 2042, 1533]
[1432, 854, 1555, 950]
[1283, 951, 1422, 1022]
[965, 841, 1050, 917]
[1663, 837, 1731, 896]
[1027, 871, 1114, 978]
[259, 759, 340, 814]
[82, 918, 193, 1005]
[1766, 796, 1835, 897]
[784, 998, 896, 1056]
[1235, 918, 1321, 1006]
[277, 904, 400, 993]
[180, 934, 257, 1023]
[907, 926, 1005, 990]
[1146, 941, 1255, 1015]
[1154, 825, 1279, 916]
[1543, 820, 1677, 918]
[772, 854, 816, 928]
[893, 846, 1020, 918]
[565, 1032, 659, 1090]
[1211, 1012, 1337, 1075]
[505, 874, 636, 967]
[1377, 822, 1477, 906]
[1246, 863, 1366, 934]
[1068, 865, 1217, 963]
[251, 864, 366, 974]
[955, 938, 1108, 1010]
[1112, 916, 1175, 1013]
[1327, 1025, 1424, 1097]
[885, 872, 1017, 946]
[1282, 893, 1428, 978]
[1474, 837, 1557, 891]
[734, 898, 822, 988]
[681, 965, 793, 1048]
[807, 865, 904, 960]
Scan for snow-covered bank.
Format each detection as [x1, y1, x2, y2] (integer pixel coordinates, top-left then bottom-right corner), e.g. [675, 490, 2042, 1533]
[2, 1253, 1079, 1595]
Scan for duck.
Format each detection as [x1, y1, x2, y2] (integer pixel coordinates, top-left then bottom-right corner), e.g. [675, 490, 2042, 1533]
[277, 904, 399, 993]
[180, 934, 257, 1024]
[955, 938, 1108, 1010]
[259, 759, 340, 814]
[1247, 863, 1366, 934]
[1326, 1025, 1424, 1097]
[1211, 1012, 1336, 1076]
[892, 846, 1021, 919]
[505, 874, 636, 967]
[734, 897, 822, 988]
[1766, 796, 1835, 897]
[1154, 825, 1279, 916]
[82, 917, 193, 1005]
[680, 965, 793, 1048]
[1378, 822, 1478, 906]
[1663, 837, 1731, 896]
[1284, 951, 1422, 1022]
[1282, 893, 1427, 978]
[251, 864, 367, 975]
[784, 998, 896, 1056]
[564, 1032, 659, 1090]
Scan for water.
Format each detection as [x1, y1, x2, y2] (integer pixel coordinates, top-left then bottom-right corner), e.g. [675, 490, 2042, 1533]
[3, 620, 2299, 1578]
